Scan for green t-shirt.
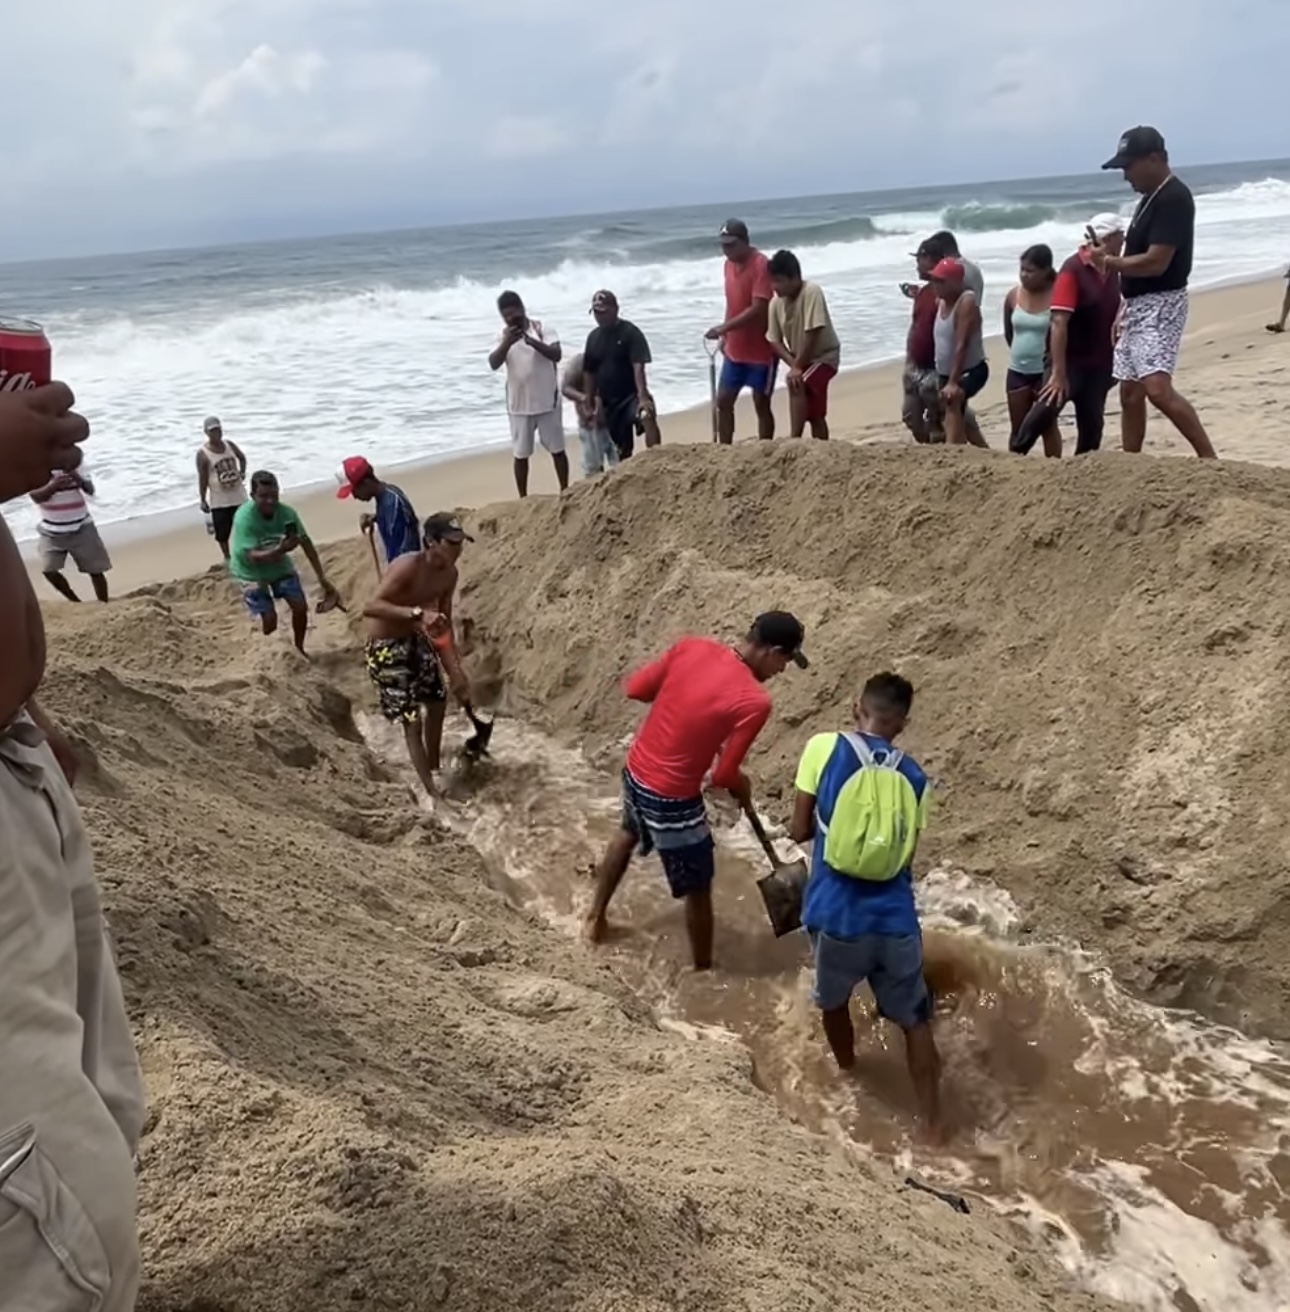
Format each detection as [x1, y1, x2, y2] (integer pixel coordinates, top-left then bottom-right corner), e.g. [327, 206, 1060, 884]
[229, 500, 308, 583]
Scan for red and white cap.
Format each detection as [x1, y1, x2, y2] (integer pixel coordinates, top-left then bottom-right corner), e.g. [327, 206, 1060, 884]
[335, 455, 374, 499]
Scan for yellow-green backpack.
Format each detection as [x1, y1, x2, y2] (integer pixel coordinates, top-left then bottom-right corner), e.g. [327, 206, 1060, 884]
[817, 733, 919, 881]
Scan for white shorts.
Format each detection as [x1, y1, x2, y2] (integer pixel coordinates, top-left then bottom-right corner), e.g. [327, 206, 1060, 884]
[509, 410, 565, 459]
[1114, 288, 1189, 382]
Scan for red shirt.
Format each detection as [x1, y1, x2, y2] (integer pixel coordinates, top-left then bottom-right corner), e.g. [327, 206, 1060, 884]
[722, 251, 776, 366]
[1051, 250, 1122, 372]
[624, 637, 772, 797]
[908, 285, 938, 370]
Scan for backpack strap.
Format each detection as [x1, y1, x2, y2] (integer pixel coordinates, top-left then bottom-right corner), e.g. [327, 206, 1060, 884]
[840, 732, 903, 771]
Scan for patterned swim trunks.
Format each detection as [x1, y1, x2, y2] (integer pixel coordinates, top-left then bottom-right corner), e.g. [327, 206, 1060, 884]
[1114, 288, 1189, 382]
[365, 634, 446, 722]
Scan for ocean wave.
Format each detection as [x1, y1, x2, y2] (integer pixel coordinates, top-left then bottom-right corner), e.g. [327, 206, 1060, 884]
[939, 202, 1058, 233]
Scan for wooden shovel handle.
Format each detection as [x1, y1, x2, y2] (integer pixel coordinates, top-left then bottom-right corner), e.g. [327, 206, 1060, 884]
[740, 800, 782, 870]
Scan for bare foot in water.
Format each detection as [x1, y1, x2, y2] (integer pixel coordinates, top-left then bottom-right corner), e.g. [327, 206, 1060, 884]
[583, 912, 608, 945]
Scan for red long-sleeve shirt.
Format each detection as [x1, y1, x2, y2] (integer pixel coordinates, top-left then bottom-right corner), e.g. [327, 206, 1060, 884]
[623, 637, 772, 797]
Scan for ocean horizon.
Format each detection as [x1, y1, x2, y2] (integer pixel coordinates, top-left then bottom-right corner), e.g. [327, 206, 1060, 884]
[4, 158, 1289, 540]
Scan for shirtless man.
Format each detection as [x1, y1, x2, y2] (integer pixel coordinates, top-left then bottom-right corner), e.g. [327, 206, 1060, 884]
[362, 512, 475, 795]
[0, 382, 145, 1311]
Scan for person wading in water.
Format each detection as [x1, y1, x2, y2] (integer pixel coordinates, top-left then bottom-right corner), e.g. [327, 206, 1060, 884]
[584, 613, 808, 970]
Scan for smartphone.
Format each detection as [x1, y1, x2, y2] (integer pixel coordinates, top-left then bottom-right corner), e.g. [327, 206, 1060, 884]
[899, 281, 919, 299]
[1084, 225, 1100, 247]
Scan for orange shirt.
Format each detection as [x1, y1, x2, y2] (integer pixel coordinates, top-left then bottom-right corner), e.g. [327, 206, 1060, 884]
[624, 637, 772, 797]
[722, 251, 775, 366]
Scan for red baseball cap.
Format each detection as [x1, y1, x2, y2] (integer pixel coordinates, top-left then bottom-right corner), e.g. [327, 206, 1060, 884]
[335, 455, 374, 498]
[928, 258, 964, 282]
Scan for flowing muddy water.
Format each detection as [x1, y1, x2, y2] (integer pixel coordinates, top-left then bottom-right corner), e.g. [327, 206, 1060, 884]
[361, 714, 1290, 1311]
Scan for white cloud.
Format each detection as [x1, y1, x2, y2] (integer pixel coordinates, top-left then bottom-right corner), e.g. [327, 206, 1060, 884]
[0, 0, 1281, 258]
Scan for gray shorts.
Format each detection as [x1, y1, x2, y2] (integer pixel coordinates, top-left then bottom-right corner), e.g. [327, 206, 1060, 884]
[809, 930, 931, 1028]
[37, 523, 112, 575]
[1114, 288, 1188, 382]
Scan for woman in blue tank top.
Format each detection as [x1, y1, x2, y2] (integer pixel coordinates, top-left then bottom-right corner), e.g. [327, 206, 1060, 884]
[1004, 244, 1061, 457]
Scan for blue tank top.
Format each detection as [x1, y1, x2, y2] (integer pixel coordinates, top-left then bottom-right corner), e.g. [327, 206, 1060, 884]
[1009, 301, 1050, 375]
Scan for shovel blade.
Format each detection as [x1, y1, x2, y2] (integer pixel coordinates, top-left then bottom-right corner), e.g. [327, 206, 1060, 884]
[462, 714, 495, 759]
[756, 859, 809, 937]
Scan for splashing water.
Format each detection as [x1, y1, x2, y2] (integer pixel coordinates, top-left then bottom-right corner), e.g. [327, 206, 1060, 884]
[361, 713, 1290, 1310]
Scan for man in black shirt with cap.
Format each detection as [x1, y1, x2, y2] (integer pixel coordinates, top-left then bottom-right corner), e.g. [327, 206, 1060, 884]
[583, 290, 662, 460]
[1093, 126, 1216, 458]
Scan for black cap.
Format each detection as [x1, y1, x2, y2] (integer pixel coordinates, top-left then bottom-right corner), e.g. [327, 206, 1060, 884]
[1102, 126, 1166, 170]
[719, 218, 750, 243]
[751, 611, 809, 668]
[423, 512, 474, 544]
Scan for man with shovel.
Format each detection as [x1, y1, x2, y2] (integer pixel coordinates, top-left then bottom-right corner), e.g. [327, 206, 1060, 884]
[788, 672, 944, 1140]
[584, 612, 808, 970]
[362, 512, 476, 797]
[335, 455, 420, 567]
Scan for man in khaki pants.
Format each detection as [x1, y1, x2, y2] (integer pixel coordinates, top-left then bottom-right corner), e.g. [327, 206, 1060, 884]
[0, 381, 144, 1311]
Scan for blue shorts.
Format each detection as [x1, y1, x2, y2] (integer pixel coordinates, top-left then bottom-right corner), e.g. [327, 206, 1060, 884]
[242, 573, 306, 618]
[809, 930, 931, 1029]
[620, 768, 715, 899]
[719, 358, 777, 397]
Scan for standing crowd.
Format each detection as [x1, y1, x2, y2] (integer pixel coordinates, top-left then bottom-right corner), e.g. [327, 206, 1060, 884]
[484, 123, 1218, 492]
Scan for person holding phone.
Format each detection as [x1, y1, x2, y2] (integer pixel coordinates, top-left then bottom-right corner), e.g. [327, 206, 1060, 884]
[228, 470, 341, 654]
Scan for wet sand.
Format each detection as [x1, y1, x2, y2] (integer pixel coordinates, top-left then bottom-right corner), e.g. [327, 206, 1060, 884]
[42, 273, 1289, 598]
[362, 712, 1290, 1310]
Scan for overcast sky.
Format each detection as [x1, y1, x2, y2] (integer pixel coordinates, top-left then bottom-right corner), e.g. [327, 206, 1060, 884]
[4, 0, 1285, 260]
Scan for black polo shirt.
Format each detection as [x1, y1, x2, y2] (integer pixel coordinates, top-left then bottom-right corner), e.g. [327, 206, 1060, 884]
[1122, 176, 1194, 299]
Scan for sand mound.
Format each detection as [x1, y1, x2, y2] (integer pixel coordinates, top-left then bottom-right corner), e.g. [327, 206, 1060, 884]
[39, 580, 1107, 1309]
[457, 441, 1290, 1039]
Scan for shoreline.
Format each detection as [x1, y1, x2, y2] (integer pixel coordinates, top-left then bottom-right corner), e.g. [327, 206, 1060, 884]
[26, 272, 1288, 596]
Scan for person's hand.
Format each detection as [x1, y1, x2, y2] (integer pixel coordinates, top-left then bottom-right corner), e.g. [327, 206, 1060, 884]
[54, 472, 80, 491]
[1111, 315, 1124, 344]
[1087, 245, 1111, 273]
[359, 512, 375, 533]
[1038, 373, 1068, 408]
[940, 381, 964, 405]
[638, 394, 655, 419]
[199, 500, 210, 515]
[421, 611, 451, 643]
[0, 383, 89, 504]
[278, 533, 301, 557]
[450, 669, 472, 704]
[592, 399, 605, 426]
[786, 367, 805, 392]
[504, 323, 524, 343]
[704, 325, 725, 342]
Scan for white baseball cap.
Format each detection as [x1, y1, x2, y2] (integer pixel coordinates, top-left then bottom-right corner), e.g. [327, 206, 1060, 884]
[203, 415, 222, 434]
[1088, 213, 1126, 240]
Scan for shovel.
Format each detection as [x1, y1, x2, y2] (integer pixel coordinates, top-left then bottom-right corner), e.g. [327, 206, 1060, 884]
[364, 525, 382, 578]
[461, 705, 494, 760]
[740, 799, 809, 937]
[705, 339, 721, 443]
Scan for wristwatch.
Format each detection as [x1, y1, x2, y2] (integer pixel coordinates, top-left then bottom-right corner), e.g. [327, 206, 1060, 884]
[409, 606, 424, 624]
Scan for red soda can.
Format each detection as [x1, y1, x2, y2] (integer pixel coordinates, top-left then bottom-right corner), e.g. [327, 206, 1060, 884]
[0, 316, 51, 392]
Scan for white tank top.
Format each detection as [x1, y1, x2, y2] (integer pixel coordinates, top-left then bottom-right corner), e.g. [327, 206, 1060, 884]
[200, 444, 248, 509]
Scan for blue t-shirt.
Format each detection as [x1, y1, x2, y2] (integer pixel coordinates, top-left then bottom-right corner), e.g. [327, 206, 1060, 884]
[374, 483, 419, 563]
[795, 731, 928, 939]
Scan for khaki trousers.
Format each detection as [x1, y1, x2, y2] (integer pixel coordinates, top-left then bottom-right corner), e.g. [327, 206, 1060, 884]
[0, 716, 144, 1311]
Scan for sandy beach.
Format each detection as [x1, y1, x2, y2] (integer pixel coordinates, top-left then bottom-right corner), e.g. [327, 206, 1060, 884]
[43, 273, 1288, 598]
[29, 265, 1290, 1311]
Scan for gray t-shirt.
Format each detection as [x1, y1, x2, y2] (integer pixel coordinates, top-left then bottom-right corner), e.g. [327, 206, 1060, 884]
[961, 257, 984, 303]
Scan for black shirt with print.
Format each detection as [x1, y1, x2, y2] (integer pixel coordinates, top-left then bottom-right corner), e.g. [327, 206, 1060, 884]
[1122, 176, 1195, 299]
